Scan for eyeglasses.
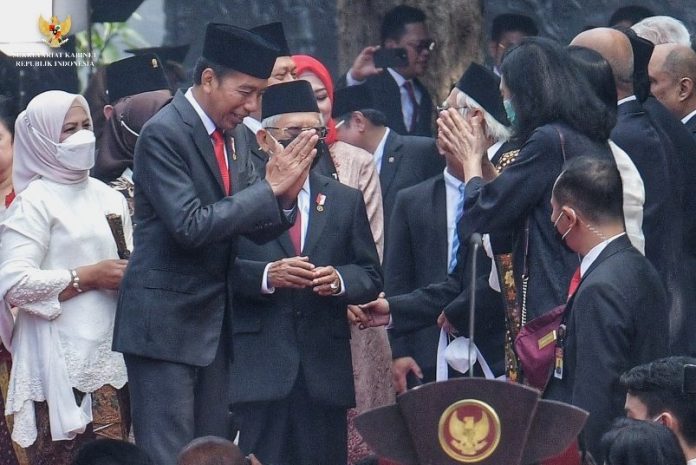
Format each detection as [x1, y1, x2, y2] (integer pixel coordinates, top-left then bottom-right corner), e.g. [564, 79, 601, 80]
[265, 126, 328, 140]
[436, 102, 469, 114]
[406, 39, 436, 54]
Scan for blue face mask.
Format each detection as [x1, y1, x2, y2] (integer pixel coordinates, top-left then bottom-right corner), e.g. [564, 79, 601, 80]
[503, 99, 517, 126]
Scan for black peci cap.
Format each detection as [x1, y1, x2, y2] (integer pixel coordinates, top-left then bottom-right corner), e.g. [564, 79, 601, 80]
[202, 23, 280, 79]
[261, 80, 319, 120]
[332, 84, 375, 119]
[124, 44, 190, 65]
[250, 22, 290, 57]
[456, 62, 509, 126]
[105, 54, 170, 104]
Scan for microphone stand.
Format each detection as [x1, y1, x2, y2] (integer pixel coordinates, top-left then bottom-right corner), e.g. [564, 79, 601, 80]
[468, 233, 482, 377]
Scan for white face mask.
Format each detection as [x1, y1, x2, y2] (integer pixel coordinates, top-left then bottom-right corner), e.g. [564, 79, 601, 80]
[54, 129, 96, 171]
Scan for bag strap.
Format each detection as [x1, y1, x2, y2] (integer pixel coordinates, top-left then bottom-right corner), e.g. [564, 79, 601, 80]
[521, 124, 567, 326]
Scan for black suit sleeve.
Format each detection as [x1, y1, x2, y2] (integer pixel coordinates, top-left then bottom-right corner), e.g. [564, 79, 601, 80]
[460, 128, 562, 238]
[335, 189, 383, 305]
[384, 191, 418, 296]
[569, 281, 633, 460]
[136, 122, 288, 249]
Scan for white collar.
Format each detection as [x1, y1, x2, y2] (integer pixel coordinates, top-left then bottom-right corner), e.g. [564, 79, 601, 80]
[617, 95, 638, 107]
[374, 127, 390, 156]
[243, 116, 263, 134]
[682, 108, 696, 124]
[120, 167, 133, 183]
[185, 87, 217, 136]
[387, 68, 408, 87]
[580, 232, 626, 277]
[487, 140, 504, 161]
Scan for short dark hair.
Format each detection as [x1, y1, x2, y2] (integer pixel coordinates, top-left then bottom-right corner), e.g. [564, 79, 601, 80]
[72, 439, 153, 465]
[609, 5, 655, 27]
[0, 95, 17, 139]
[567, 46, 618, 109]
[192, 57, 237, 85]
[491, 13, 538, 43]
[552, 156, 623, 224]
[501, 37, 616, 143]
[337, 108, 388, 127]
[621, 356, 696, 447]
[602, 418, 685, 465]
[380, 5, 426, 44]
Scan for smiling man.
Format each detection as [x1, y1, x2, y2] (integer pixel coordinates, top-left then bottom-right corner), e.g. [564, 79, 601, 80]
[337, 5, 435, 136]
[112, 23, 319, 465]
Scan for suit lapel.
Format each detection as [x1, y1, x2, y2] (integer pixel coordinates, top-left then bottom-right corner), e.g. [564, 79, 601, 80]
[302, 174, 330, 257]
[433, 176, 449, 270]
[173, 92, 226, 196]
[379, 130, 402, 196]
[579, 235, 633, 288]
[277, 230, 296, 258]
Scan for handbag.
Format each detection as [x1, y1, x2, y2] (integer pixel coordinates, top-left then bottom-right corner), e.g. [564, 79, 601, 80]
[514, 124, 570, 392]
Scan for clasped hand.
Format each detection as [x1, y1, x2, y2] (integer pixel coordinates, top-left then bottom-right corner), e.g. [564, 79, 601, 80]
[436, 108, 489, 178]
[267, 256, 341, 295]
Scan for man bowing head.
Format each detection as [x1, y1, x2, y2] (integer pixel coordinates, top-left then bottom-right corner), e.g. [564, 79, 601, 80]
[113, 23, 317, 465]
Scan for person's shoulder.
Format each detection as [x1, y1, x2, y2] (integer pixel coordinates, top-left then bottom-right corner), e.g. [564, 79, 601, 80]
[398, 173, 441, 199]
[312, 172, 362, 200]
[87, 177, 130, 203]
[331, 140, 373, 165]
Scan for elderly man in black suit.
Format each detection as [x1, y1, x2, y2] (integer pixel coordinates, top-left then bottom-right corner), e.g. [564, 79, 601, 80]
[545, 156, 668, 462]
[112, 23, 319, 465]
[229, 80, 382, 465]
[333, 84, 444, 234]
[337, 5, 434, 137]
[648, 43, 696, 136]
[356, 63, 514, 390]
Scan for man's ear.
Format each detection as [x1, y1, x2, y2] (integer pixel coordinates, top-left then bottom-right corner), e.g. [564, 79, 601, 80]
[256, 129, 272, 153]
[678, 77, 694, 102]
[561, 206, 578, 227]
[200, 68, 216, 94]
[353, 112, 368, 132]
[658, 411, 679, 433]
[103, 104, 114, 120]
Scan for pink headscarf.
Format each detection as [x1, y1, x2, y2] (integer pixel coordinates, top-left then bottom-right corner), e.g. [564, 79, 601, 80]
[13, 90, 93, 194]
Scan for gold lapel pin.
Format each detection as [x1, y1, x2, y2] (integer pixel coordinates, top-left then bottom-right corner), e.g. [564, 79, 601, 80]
[388, 156, 395, 163]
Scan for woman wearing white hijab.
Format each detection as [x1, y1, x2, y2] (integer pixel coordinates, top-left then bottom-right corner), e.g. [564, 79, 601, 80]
[0, 90, 131, 461]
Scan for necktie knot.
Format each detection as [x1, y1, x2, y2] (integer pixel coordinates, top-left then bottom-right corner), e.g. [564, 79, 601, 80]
[212, 128, 225, 145]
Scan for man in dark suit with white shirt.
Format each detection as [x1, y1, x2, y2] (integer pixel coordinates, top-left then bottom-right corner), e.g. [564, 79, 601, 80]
[112, 23, 318, 465]
[333, 84, 443, 234]
[229, 80, 382, 465]
[545, 156, 668, 461]
[336, 5, 434, 136]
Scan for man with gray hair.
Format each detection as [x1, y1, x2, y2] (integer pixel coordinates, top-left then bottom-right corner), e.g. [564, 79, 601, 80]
[648, 43, 696, 136]
[632, 15, 692, 46]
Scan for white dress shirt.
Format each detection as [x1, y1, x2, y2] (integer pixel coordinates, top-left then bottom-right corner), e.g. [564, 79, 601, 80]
[185, 88, 228, 169]
[372, 127, 390, 174]
[261, 176, 345, 295]
[443, 168, 465, 268]
[682, 109, 696, 124]
[580, 232, 627, 277]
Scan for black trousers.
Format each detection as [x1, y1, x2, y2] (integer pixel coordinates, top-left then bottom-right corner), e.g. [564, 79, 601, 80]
[233, 372, 348, 465]
[124, 338, 234, 465]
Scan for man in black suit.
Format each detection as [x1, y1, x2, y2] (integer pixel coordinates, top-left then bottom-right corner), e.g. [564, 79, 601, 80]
[112, 24, 319, 465]
[648, 43, 696, 137]
[355, 63, 514, 390]
[337, 5, 434, 136]
[333, 84, 443, 232]
[372, 63, 514, 391]
[545, 157, 668, 461]
[229, 80, 382, 465]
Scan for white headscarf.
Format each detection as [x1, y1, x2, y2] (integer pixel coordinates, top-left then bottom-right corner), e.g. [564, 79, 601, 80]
[12, 90, 93, 194]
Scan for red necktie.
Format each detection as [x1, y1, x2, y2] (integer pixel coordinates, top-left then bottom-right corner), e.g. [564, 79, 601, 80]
[403, 80, 419, 132]
[289, 209, 302, 256]
[567, 267, 581, 301]
[211, 128, 230, 195]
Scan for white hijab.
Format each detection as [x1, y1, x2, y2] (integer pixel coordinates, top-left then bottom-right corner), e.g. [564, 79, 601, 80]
[13, 90, 93, 194]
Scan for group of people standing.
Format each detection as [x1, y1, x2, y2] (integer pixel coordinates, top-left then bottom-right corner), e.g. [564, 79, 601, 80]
[0, 3, 694, 465]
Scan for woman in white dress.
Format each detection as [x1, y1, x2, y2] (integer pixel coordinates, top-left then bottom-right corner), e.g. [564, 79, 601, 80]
[0, 90, 131, 464]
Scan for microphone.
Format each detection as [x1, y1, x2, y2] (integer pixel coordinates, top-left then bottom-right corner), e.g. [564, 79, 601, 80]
[468, 232, 482, 377]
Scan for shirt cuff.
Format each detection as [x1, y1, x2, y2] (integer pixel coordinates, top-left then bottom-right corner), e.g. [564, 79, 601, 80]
[333, 270, 346, 296]
[346, 71, 366, 87]
[261, 263, 275, 294]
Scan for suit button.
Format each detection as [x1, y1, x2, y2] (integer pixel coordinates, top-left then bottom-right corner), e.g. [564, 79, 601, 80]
[294, 310, 302, 318]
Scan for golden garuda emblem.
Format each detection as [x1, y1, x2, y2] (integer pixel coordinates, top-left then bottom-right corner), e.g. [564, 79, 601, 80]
[39, 15, 72, 48]
[439, 399, 501, 462]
